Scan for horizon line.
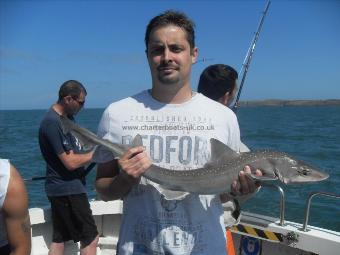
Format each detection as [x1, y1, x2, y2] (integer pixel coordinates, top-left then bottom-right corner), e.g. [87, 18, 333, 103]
[1, 99, 340, 111]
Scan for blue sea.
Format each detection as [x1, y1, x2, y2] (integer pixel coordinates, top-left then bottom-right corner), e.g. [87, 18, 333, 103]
[0, 106, 339, 231]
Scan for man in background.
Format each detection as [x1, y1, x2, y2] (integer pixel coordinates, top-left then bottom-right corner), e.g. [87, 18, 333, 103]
[198, 63, 260, 196]
[198, 64, 238, 107]
[39, 80, 98, 255]
[198, 64, 250, 154]
[198, 64, 260, 254]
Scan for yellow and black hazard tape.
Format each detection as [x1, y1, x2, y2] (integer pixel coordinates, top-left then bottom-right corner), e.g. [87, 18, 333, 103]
[230, 224, 284, 242]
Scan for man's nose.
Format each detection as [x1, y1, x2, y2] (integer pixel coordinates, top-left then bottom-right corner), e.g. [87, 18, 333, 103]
[162, 48, 172, 62]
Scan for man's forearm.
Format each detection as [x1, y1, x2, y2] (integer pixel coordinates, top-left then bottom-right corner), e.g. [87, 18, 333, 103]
[59, 150, 93, 171]
[95, 173, 138, 201]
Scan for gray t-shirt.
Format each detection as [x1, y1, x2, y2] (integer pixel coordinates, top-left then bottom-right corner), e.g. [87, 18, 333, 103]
[95, 91, 241, 255]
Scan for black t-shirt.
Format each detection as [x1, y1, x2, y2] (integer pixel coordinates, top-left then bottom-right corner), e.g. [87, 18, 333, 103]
[38, 108, 87, 196]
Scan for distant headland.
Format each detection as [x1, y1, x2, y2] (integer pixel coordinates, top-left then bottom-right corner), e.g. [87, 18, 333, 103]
[238, 99, 340, 107]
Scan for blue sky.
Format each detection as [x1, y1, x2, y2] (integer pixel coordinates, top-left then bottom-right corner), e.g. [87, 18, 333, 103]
[1, 0, 339, 110]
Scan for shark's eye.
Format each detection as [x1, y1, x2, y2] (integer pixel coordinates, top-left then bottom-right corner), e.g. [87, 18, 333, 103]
[298, 168, 310, 176]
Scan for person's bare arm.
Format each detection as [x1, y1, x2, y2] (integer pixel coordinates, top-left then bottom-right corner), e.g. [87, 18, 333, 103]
[58, 150, 94, 171]
[3, 164, 31, 255]
[95, 146, 151, 201]
[95, 160, 134, 201]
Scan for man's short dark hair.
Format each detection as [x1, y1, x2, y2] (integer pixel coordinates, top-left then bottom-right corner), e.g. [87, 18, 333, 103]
[58, 80, 87, 101]
[198, 64, 238, 101]
[145, 10, 196, 52]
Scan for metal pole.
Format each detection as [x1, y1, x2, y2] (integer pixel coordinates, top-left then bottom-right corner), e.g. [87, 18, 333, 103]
[302, 191, 340, 231]
[262, 183, 286, 226]
[24, 162, 96, 182]
[232, 0, 271, 112]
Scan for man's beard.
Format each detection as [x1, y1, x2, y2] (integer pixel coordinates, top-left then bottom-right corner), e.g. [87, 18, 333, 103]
[157, 73, 180, 85]
[157, 66, 180, 85]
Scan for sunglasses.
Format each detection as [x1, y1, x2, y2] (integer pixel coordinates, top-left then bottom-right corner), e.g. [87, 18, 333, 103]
[71, 96, 85, 107]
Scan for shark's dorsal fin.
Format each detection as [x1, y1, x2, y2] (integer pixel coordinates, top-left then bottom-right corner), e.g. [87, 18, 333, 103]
[132, 134, 143, 147]
[210, 138, 239, 161]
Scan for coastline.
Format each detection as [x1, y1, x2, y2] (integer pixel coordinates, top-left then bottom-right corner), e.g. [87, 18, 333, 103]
[238, 99, 340, 107]
[1, 99, 340, 111]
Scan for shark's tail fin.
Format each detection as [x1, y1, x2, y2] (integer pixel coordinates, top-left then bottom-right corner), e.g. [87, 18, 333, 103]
[60, 116, 97, 152]
[60, 116, 75, 134]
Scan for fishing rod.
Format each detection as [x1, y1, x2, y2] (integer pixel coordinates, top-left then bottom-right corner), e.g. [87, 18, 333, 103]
[232, 0, 271, 112]
[24, 162, 97, 182]
[194, 57, 214, 64]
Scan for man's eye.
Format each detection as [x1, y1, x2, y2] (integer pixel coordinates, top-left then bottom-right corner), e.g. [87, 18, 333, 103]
[170, 46, 182, 53]
[150, 48, 163, 55]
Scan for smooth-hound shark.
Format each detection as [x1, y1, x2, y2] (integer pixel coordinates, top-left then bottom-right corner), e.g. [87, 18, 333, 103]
[60, 116, 329, 195]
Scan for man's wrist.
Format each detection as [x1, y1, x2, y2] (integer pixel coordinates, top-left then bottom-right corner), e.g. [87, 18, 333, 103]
[119, 169, 139, 185]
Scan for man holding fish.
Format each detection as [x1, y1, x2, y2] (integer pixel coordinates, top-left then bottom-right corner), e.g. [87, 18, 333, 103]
[94, 10, 261, 255]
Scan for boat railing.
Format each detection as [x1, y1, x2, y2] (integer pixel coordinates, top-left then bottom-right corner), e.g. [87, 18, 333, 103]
[262, 183, 285, 226]
[301, 191, 340, 232]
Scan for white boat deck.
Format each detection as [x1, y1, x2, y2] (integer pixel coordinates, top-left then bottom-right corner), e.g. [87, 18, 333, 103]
[30, 200, 122, 255]
[29, 199, 340, 255]
[228, 211, 340, 255]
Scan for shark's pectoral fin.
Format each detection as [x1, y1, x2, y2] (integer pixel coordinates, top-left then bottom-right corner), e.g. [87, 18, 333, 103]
[210, 138, 239, 161]
[146, 179, 189, 200]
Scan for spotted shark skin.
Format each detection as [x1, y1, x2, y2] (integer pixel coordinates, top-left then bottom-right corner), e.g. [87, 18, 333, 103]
[60, 116, 329, 195]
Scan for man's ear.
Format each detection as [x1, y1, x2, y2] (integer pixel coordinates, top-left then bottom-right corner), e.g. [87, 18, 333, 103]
[219, 92, 231, 106]
[63, 95, 72, 105]
[191, 47, 198, 63]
